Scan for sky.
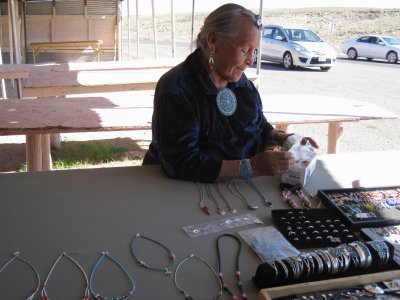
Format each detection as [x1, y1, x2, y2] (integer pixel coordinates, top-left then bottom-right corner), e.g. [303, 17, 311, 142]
[124, 0, 400, 15]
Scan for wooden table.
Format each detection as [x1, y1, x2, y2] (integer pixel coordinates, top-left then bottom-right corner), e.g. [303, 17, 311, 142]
[30, 40, 104, 62]
[0, 151, 399, 299]
[0, 92, 397, 172]
[262, 94, 398, 154]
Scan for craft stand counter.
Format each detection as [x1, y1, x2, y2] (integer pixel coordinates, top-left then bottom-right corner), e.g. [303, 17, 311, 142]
[0, 151, 399, 299]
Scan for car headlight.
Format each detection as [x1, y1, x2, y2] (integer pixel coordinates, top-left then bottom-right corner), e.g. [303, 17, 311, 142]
[294, 45, 305, 52]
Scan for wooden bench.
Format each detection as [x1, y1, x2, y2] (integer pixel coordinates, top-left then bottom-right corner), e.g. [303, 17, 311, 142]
[0, 93, 397, 172]
[30, 40, 104, 63]
[20, 61, 258, 98]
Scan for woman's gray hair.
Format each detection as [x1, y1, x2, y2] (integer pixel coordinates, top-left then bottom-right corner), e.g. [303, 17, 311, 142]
[196, 3, 260, 51]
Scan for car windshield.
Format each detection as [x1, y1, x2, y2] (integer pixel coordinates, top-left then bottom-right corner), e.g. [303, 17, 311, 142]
[382, 37, 400, 45]
[285, 29, 322, 42]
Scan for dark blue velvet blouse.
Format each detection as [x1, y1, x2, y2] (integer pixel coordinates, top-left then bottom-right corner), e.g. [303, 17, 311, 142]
[143, 48, 274, 182]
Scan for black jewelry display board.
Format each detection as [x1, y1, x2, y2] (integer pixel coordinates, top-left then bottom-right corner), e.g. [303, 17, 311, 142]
[361, 225, 400, 266]
[317, 186, 400, 230]
[271, 209, 358, 248]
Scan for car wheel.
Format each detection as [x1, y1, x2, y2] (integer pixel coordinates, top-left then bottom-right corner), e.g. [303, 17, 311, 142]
[320, 67, 331, 71]
[387, 51, 398, 64]
[347, 48, 358, 60]
[283, 52, 293, 69]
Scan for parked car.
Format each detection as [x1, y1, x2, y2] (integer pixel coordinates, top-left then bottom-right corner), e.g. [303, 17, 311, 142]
[341, 35, 400, 64]
[258, 25, 337, 71]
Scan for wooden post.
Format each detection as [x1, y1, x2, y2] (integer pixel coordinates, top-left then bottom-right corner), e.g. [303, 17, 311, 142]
[26, 134, 44, 171]
[151, 0, 158, 59]
[9, 0, 22, 98]
[42, 134, 52, 170]
[327, 121, 343, 154]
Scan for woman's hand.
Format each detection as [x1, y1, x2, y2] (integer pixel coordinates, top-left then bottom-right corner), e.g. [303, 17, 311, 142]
[301, 136, 319, 149]
[251, 150, 295, 177]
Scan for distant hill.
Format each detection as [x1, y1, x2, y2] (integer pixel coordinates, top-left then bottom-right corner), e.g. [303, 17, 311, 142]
[122, 8, 400, 52]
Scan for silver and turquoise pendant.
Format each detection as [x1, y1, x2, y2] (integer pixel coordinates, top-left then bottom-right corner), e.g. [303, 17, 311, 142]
[216, 88, 237, 116]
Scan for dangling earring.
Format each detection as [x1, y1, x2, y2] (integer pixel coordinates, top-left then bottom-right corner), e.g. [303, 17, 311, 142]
[209, 51, 215, 70]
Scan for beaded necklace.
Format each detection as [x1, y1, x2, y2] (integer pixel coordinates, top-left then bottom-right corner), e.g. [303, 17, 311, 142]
[228, 180, 258, 210]
[174, 254, 223, 300]
[41, 252, 90, 300]
[89, 251, 135, 300]
[0, 251, 40, 300]
[216, 234, 248, 300]
[130, 233, 176, 276]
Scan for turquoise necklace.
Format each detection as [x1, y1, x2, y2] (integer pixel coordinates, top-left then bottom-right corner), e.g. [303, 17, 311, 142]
[89, 251, 135, 300]
[130, 233, 176, 276]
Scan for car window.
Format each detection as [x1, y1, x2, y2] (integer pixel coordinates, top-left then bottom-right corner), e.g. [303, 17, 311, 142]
[263, 28, 273, 39]
[382, 37, 400, 45]
[357, 36, 371, 43]
[273, 28, 285, 40]
[369, 37, 378, 44]
[285, 29, 321, 42]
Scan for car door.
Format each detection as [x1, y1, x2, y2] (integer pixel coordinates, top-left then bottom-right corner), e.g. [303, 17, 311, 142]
[261, 27, 274, 61]
[269, 27, 288, 62]
[368, 37, 388, 59]
[356, 36, 372, 57]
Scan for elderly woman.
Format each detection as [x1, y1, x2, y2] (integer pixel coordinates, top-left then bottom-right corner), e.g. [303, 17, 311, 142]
[143, 3, 318, 182]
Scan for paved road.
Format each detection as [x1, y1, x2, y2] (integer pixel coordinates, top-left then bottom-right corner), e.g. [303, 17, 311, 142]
[254, 58, 400, 154]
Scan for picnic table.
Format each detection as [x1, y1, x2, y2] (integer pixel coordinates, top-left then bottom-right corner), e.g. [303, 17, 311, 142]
[30, 40, 104, 62]
[0, 92, 397, 171]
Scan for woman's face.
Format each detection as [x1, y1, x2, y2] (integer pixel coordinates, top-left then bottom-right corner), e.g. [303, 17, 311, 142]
[211, 20, 260, 87]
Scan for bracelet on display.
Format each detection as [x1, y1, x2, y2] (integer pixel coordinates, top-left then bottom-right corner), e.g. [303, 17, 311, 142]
[253, 241, 394, 289]
[239, 159, 252, 181]
[366, 240, 390, 266]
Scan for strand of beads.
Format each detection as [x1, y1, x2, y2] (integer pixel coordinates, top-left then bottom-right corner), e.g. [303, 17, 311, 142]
[41, 252, 90, 300]
[130, 233, 176, 276]
[89, 251, 135, 300]
[217, 234, 247, 300]
[0, 251, 41, 300]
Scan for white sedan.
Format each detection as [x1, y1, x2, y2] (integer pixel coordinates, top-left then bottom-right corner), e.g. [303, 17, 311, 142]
[341, 35, 400, 64]
[259, 25, 337, 71]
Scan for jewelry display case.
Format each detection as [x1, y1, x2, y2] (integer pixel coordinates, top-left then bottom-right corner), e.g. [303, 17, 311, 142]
[317, 186, 400, 230]
[271, 209, 358, 248]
